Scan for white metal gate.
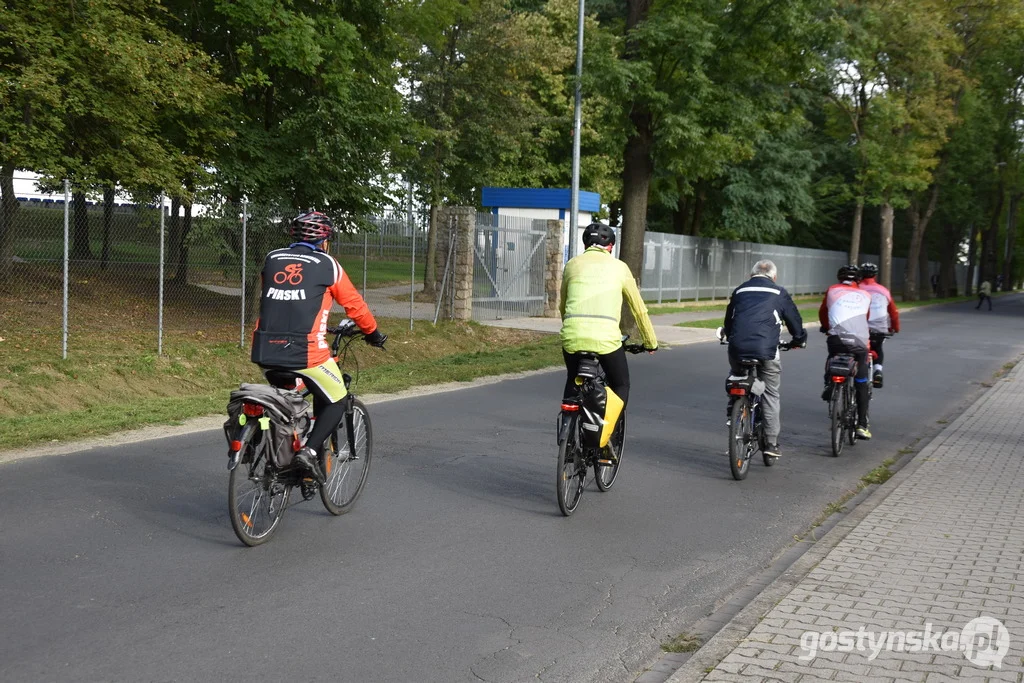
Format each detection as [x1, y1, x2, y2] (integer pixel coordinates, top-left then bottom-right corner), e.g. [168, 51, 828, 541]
[472, 214, 547, 320]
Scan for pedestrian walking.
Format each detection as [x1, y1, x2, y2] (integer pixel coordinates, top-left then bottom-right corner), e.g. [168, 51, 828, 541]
[976, 280, 993, 310]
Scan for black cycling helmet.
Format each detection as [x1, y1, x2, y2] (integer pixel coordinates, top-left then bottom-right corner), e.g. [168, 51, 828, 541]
[858, 262, 878, 279]
[837, 264, 859, 282]
[289, 211, 335, 243]
[582, 222, 615, 248]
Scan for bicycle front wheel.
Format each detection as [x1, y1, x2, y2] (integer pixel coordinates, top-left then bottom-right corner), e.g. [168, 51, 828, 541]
[729, 398, 752, 480]
[556, 416, 586, 516]
[830, 383, 845, 457]
[595, 413, 625, 491]
[228, 430, 291, 546]
[320, 398, 373, 516]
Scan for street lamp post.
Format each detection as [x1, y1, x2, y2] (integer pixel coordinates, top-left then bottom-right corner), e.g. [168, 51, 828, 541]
[568, 0, 585, 261]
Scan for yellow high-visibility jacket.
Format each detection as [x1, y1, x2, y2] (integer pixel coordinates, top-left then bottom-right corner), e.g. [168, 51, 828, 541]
[559, 246, 658, 354]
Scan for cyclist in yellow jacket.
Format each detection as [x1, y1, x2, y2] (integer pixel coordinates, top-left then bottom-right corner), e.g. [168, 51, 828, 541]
[559, 223, 658, 406]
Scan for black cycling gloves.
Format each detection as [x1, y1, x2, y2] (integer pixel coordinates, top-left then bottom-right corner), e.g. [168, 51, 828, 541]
[364, 329, 387, 348]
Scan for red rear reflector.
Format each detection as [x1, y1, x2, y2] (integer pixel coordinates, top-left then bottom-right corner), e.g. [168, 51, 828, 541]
[831, 376, 846, 383]
[230, 440, 242, 452]
[242, 403, 264, 416]
[728, 387, 746, 395]
[560, 403, 580, 412]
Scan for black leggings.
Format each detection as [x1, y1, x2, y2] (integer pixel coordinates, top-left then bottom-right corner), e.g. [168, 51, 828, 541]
[869, 333, 886, 365]
[264, 369, 345, 454]
[563, 347, 630, 405]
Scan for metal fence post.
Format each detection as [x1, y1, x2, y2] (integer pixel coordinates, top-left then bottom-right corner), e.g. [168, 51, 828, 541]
[409, 197, 416, 331]
[62, 179, 70, 360]
[695, 245, 701, 302]
[240, 199, 248, 347]
[158, 194, 165, 356]
[656, 234, 664, 304]
[362, 232, 368, 297]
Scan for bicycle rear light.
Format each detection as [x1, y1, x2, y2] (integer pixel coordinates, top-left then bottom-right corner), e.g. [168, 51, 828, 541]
[560, 403, 580, 412]
[728, 387, 746, 396]
[242, 403, 265, 417]
[831, 376, 846, 383]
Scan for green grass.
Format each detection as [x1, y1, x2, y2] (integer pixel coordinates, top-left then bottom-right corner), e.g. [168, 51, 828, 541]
[673, 294, 995, 328]
[0, 259, 561, 451]
[647, 294, 824, 315]
[661, 632, 703, 653]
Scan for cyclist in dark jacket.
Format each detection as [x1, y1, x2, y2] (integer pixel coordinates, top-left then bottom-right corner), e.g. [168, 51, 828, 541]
[721, 260, 806, 458]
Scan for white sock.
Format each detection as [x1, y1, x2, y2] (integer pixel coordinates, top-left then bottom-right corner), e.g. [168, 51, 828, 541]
[875, 364, 883, 373]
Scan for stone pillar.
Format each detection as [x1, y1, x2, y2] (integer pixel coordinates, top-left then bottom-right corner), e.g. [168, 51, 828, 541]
[434, 206, 475, 321]
[544, 219, 563, 318]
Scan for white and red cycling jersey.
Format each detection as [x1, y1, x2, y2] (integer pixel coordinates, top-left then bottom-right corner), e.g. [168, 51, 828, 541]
[818, 282, 871, 349]
[858, 277, 900, 334]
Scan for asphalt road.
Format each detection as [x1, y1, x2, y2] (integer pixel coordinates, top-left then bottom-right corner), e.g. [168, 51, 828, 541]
[2, 296, 1022, 683]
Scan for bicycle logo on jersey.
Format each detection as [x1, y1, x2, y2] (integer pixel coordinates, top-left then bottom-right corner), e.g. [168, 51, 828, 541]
[273, 263, 304, 285]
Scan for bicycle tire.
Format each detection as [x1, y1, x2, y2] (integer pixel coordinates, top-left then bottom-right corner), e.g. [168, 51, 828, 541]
[556, 415, 586, 516]
[846, 380, 858, 446]
[595, 413, 625, 491]
[729, 398, 752, 480]
[320, 398, 373, 516]
[830, 383, 845, 457]
[228, 429, 291, 546]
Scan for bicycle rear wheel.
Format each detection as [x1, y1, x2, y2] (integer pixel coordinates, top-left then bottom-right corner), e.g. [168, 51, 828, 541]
[830, 384, 845, 457]
[846, 382, 858, 446]
[228, 430, 291, 546]
[320, 398, 373, 516]
[595, 413, 625, 491]
[556, 416, 586, 516]
[729, 398, 752, 480]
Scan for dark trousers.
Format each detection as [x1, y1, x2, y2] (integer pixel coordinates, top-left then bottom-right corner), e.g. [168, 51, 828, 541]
[826, 336, 870, 427]
[976, 294, 992, 310]
[869, 332, 886, 366]
[563, 346, 630, 405]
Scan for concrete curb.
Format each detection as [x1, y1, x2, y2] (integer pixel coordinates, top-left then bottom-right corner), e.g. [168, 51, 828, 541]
[656, 356, 1024, 683]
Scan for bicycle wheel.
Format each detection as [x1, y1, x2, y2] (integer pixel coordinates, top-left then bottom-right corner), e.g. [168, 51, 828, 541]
[830, 383, 845, 457]
[556, 416, 586, 516]
[729, 398, 752, 480]
[846, 382, 858, 446]
[595, 413, 625, 491]
[320, 398, 373, 516]
[228, 430, 291, 546]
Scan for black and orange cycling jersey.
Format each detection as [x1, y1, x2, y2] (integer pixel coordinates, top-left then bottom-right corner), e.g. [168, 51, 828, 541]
[251, 243, 377, 369]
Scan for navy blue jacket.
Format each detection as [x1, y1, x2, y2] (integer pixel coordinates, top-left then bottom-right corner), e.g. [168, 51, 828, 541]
[723, 275, 806, 360]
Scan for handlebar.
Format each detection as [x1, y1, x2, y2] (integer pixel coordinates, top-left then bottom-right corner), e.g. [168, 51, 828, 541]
[624, 344, 648, 355]
[717, 326, 801, 350]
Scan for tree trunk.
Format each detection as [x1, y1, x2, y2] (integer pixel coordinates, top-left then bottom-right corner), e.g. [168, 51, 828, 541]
[619, 0, 653, 280]
[849, 197, 864, 264]
[672, 193, 688, 235]
[903, 185, 939, 302]
[101, 186, 114, 270]
[173, 200, 192, 284]
[0, 165, 18, 281]
[918, 230, 931, 301]
[71, 191, 92, 261]
[1002, 193, 1020, 290]
[879, 201, 894, 289]
[966, 223, 978, 295]
[422, 202, 439, 298]
[690, 185, 706, 237]
[980, 183, 1004, 285]
[939, 222, 957, 297]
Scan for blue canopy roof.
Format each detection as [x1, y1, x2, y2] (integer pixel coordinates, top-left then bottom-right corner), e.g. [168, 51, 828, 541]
[481, 187, 600, 213]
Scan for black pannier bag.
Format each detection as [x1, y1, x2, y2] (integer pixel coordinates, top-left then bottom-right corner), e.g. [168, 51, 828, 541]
[224, 383, 310, 468]
[579, 374, 607, 448]
[826, 355, 857, 378]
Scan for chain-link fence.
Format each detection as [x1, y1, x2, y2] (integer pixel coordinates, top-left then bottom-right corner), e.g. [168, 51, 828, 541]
[638, 232, 969, 303]
[0, 175, 430, 360]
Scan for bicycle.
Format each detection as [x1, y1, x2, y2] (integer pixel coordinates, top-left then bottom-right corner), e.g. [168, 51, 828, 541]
[555, 340, 648, 516]
[224, 319, 378, 546]
[824, 333, 890, 456]
[718, 329, 793, 480]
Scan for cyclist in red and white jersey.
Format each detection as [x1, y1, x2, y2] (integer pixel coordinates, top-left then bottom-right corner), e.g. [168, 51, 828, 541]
[819, 264, 873, 439]
[857, 262, 899, 388]
[251, 211, 387, 484]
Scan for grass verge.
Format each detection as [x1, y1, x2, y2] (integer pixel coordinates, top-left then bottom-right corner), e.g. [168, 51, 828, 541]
[661, 632, 703, 653]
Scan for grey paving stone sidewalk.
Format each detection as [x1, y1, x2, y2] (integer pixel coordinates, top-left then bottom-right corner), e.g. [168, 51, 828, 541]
[671, 363, 1024, 683]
